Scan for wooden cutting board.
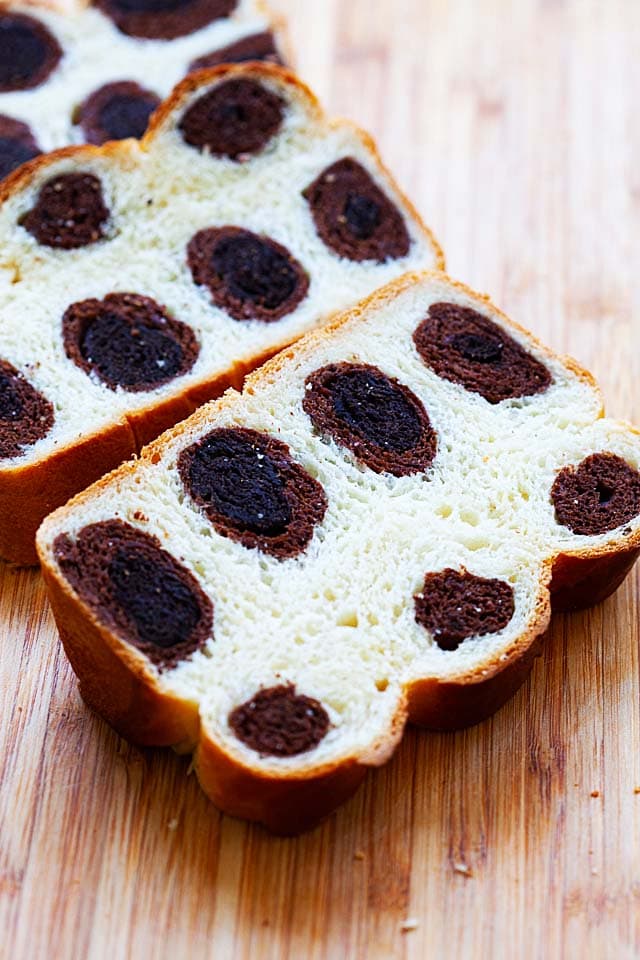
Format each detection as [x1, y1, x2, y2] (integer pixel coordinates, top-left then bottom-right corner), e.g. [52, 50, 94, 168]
[1, 1, 639, 957]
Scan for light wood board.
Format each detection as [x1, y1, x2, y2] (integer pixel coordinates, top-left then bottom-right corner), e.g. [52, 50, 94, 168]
[2, 1, 640, 957]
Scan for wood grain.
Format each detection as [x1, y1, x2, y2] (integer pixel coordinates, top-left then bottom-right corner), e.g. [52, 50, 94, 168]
[2, 1, 640, 957]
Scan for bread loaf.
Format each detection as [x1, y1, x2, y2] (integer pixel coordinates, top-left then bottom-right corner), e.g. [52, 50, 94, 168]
[0, 0, 285, 181]
[0, 63, 443, 563]
[37, 271, 640, 834]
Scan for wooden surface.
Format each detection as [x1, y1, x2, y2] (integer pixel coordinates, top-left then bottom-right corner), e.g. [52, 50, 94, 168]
[2, 1, 640, 957]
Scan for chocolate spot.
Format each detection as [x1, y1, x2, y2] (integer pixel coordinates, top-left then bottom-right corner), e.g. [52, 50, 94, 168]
[413, 302, 552, 404]
[179, 78, 284, 160]
[0, 13, 62, 92]
[229, 684, 330, 757]
[178, 427, 327, 559]
[449, 333, 504, 364]
[303, 363, 437, 476]
[94, 0, 237, 40]
[415, 569, 515, 651]
[76, 81, 161, 145]
[62, 292, 199, 392]
[20, 173, 110, 249]
[53, 520, 213, 670]
[188, 31, 283, 73]
[302, 158, 410, 263]
[187, 226, 309, 322]
[551, 453, 640, 536]
[0, 115, 41, 181]
[0, 358, 54, 459]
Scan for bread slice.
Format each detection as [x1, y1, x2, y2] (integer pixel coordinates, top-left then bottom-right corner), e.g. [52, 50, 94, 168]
[0, 62, 443, 563]
[37, 271, 640, 834]
[0, 0, 286, 181]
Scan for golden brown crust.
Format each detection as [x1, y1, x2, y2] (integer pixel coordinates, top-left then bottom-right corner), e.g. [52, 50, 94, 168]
[549, 548, 640, 611]
[405, 631, 546, 731]
[0, 142, 111, 205]
[1, 418, 136, 565]
[0, 64, 442, 565]
[195, 737, 368, 835]
[0, 61, 328, 210]
[124, 364, 246, 449]
[145, 61, 325, 138]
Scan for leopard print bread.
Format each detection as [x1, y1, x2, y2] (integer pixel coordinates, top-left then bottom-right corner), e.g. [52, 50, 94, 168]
[37, 272, 640, 834]
[0, 63, 443, 563]
[0, 0, 285, 181]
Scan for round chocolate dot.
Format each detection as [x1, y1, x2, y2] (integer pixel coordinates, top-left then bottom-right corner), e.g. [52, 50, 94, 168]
[551, 453, 640, 536]
[53, 520, 213, 670]
[303, 363, 437, 476]
[229, 684, 330, 757]
[188, 31, 282, 73]
[0, 115, 41, 182]
[0, 358, 54, 459]
[62, 292, 199, 392]
[302, 157, 411, 263]
[413, 302, 552, 404]
[187, 226, 309, 322]
[0, 13, 62, 93]
[178, 427, 328, 559]
[415, 569, 515, 651]
[179, 78, 284, 160]
[94, 0, 237, 40]
[76, 81, 161, 145]
[20, 172, 110, 249]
